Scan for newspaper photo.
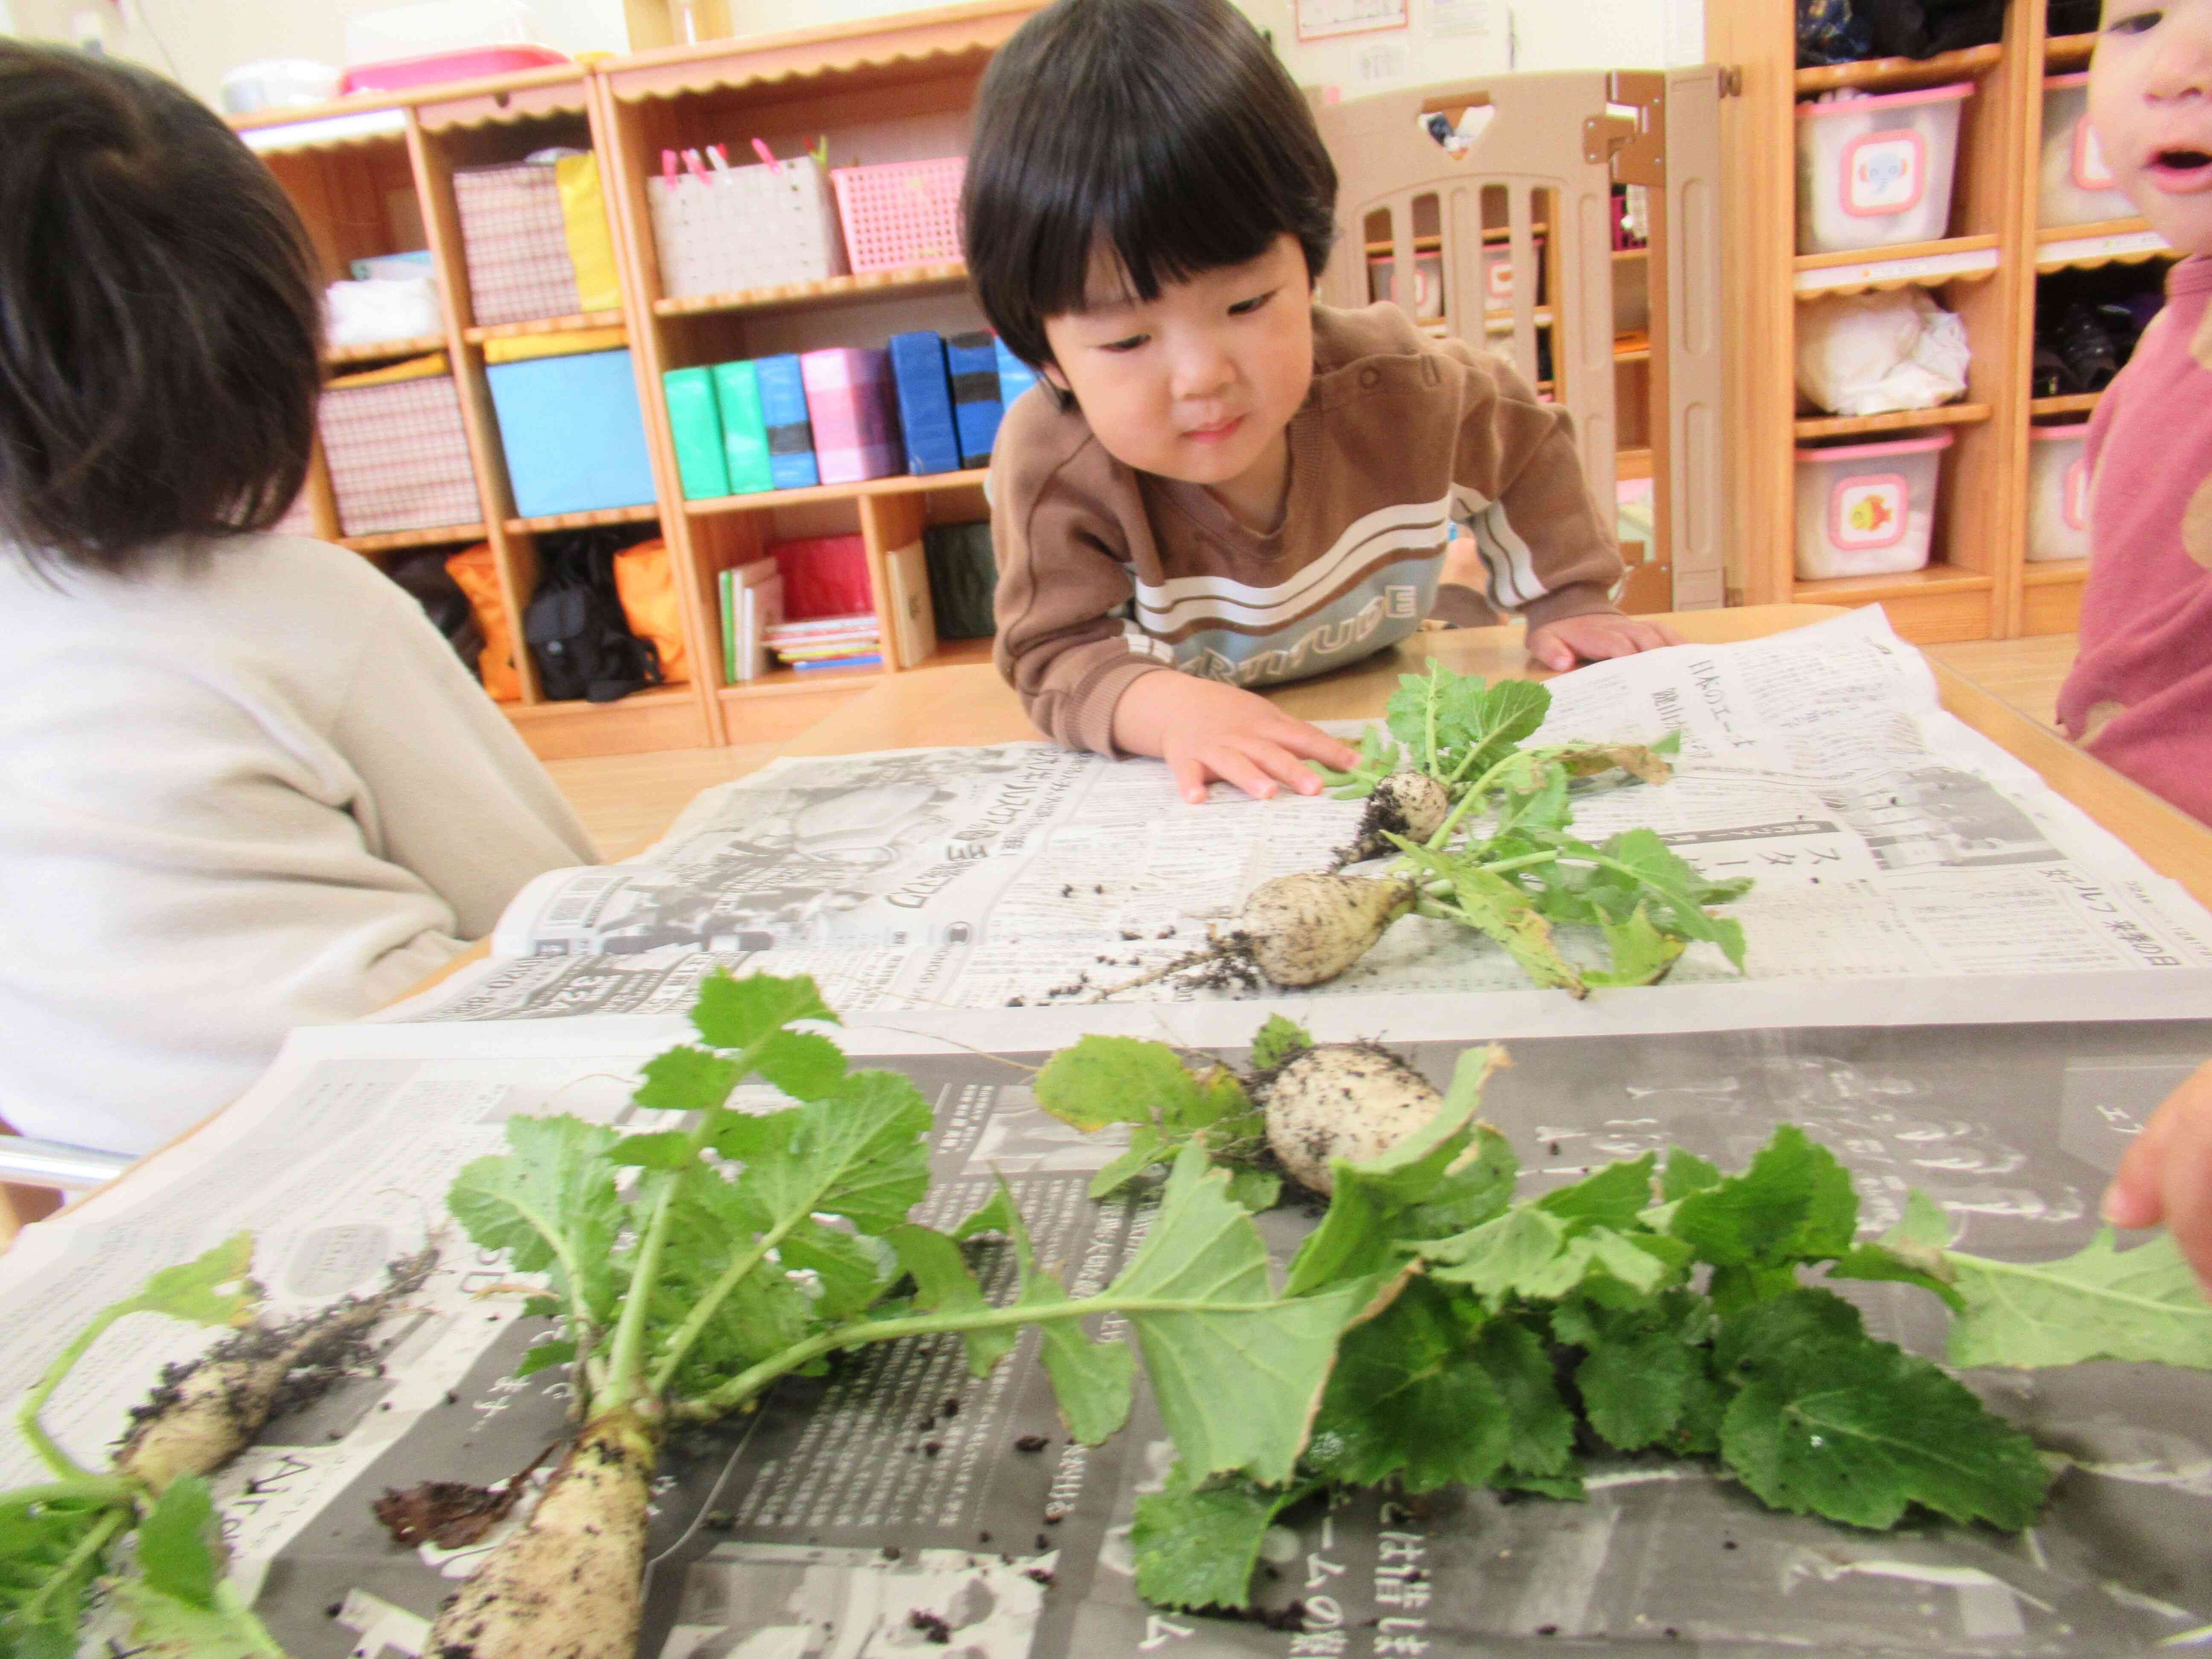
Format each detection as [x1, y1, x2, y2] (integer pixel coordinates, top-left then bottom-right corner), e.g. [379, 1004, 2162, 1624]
[7, 1006, 2212, 1655]
[401, 608, 2212, 1026]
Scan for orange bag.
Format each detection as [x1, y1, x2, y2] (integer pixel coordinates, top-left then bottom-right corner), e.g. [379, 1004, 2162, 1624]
[443, 544, 521, 703]
[612, 537, 689, 685]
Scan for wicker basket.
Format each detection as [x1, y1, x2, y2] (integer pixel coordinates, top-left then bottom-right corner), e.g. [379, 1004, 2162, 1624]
[451, 161, 583, 326]
[317, 375, 481, 536]
[830, 156, 965, 273]
[646, 153, 847, 300]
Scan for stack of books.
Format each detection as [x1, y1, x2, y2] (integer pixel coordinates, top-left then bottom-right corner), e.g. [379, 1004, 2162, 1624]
[764, 613, 882, 672]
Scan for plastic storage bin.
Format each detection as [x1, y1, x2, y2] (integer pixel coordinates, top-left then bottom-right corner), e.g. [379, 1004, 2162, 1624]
[647, 152, 847, 300]
[1796, 84, 1973, 255]
[830, 157, 965, 273]
[2039, 74, 2134, 228]
[1792, 429, 1953, 580]
[2027, 422, 2093, 562]
[486, 348, 657, 518]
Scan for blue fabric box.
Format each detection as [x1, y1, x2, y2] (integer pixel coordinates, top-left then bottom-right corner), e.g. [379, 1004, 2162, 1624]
[485, 347, 658, 519]
[995, 337, 1040, 413]
[888, 331, 962, 475]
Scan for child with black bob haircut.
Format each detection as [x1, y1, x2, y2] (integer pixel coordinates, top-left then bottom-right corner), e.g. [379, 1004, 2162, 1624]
[0, 42, 595, 1158]
[965, 0, 1679, 805]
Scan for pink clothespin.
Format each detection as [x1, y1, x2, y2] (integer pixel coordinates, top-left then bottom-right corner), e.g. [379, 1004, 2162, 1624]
[660, 148, 680, 185]
[750, 137, 780, 174]
[681, 147, 711, 182]
[707, 143, 732, 172]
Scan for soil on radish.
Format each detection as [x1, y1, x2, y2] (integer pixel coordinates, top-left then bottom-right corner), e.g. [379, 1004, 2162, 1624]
[1331, 792, 1412, 871]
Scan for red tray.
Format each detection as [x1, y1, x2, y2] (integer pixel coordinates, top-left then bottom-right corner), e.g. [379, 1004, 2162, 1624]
[340, 44, 570, 96]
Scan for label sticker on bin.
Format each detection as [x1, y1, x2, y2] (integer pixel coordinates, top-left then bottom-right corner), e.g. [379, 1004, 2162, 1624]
[1831, 472, 1909, 550]
[2064, 458, 2090, 532]
[1841, 128, 1928, 217]
[2072, 117, 2116, 192]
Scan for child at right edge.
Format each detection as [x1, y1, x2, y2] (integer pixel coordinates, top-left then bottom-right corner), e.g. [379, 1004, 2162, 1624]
[2061, 0, 2212, 1281]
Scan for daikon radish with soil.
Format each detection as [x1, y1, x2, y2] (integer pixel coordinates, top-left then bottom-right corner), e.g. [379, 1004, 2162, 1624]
[1083, 661, 1751, 1001]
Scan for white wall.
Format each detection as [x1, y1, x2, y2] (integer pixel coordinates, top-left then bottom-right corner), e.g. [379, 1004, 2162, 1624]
[3, 0, 1702, 108]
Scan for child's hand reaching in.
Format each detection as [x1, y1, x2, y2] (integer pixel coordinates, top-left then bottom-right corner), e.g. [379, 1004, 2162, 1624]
[2103, 1059, 2212, 1294]
[1112, 671, 1360, 803]
[1526, 611, 1684, 671]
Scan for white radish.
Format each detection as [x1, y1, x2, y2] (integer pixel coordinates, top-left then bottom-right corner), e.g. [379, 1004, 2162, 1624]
[423, 1406, 656, 1659]
[1257, 1042, 1445, 1194]
[1239, 873, 1415, 988]
[1333, 772, 1452, 868]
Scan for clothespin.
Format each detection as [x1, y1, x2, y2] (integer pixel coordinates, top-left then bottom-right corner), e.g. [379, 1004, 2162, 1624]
[808, 134, 830, 170]
[681, 147, 711, 182]
[660, 148, 680, 185]
[750, 137, 780, 174]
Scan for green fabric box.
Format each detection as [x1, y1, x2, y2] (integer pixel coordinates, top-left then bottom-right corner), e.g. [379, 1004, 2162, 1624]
[662, 367, 730, 500]
[925, 520, 998, 639]
[710, 360, 774, 495]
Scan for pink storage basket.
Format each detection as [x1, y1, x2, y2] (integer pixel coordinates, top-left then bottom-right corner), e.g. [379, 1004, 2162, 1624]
[830, 157, 966, 273]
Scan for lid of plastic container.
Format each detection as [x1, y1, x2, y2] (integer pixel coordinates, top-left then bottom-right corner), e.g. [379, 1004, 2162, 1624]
[1792, 428, 1958, 462]
[2029, 421, 2093, 439]
[1796, 81, 1976, 117]
[2045, 70, 2091, 89]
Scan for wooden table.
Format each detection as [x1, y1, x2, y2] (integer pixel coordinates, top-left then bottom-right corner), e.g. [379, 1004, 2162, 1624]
[6, 605, 2206, 1248]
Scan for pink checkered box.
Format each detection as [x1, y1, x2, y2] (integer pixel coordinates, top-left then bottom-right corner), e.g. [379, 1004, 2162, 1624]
[799, 347, 902, 484]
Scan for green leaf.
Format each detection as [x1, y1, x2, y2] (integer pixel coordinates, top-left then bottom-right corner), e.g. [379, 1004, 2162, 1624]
[1660, 1147, 1723, 1203]
[1538, 1153, 1656, 1229]
[1132, 1470, 1317, 1611]
[1473, 1316, 1576, 1477]
[513, 1339, 576, 1379]
[756, 1069, 935, 1235]
[1830, 1244, 1965, 1313]
[128, 1235, 258, 1328]
[884, 1225, 1019, 1377]
[1305, 1278, 1508, 1493]
[1669, 1125, 1857, 1270]
[0, 1497, 116, 1659]
[110, 1574, 285, 1659]
[135, 1479, 221, 1610]
[754, 1030, 849, 1102]
[1249, 1015, 1314, 1072]
[1424, 1209, 1671, 1306]
[1719, 1330, 2049, 1531]
[1396, 843, 1585, 995]
[1711, 1287, 1865, 1380]
[1103, 1146, 1369, 1484]
[447, 1116, 623, 1328]
[1405, 1127, 1518, 1238]
[1017, 1274, 1135, 1444]
[1033, 1034, 1202, 1132]
[691, 969, 837, 1052]
[1591, 828, 1748, 970]
[1285, 1044, 1503, 1296]
[1086, 1130, 1165, 1201]
[632, 1046, 741, 1117]
[1943, 1230, 2212, 1370]
[1439, 676, 1551, 780]
[949, 1186, 1022, 1243]
[1567, 1304, 1695, 1452]
[1551, 740, 1675, 785]
[1488, 764, 1572, 841]
[1583, 905, 1688, 988]
[1225, 1170, 1283, 1212]
[779, 1220, 897, 1321]
[1501, 1473, 1585, 1501]
[608, 1131, 696, 1170]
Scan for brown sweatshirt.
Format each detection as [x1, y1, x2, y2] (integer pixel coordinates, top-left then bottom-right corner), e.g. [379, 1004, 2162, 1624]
[990, 301, 1625, 755]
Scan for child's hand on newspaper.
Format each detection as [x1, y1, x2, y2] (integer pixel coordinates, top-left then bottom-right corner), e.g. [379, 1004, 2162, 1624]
[1526, 611, 1684, 671]
[1112, 671, 1360, 804]
[2104, 1058, 2212, 1294]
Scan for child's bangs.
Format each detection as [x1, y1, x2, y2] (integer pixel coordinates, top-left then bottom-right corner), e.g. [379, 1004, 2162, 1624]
[1082, 124, 1303, 307]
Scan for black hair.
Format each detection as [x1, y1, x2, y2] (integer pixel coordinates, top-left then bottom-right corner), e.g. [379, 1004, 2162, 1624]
[961, 0, 1338, 375]
[0, 41, 324, 576]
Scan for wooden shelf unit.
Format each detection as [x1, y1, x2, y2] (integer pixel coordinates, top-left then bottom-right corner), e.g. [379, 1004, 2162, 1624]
[236, 4, 1041, 757]
[1792, 403, 1992, 441]
[1711, 0, 2134, 643]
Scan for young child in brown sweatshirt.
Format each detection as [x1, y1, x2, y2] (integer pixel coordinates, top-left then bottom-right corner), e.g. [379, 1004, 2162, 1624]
[962, 0, 1680, 804]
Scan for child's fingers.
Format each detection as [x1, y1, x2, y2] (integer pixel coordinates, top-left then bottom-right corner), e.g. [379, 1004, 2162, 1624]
[1167, 752, 1214, 805]
[2104, 1062, 2212, 1292]
[1193, 743, 1280, 801]
[1247, 739, 1331, 796]
[1268, 722, 1362, 773]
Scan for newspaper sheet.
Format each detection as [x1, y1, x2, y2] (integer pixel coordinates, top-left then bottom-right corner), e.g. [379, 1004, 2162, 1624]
[400, 609, 2212, 1027]
[9, 1007, 2212, 1656]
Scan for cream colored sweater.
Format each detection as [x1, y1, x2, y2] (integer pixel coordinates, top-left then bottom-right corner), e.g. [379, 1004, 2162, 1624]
[0, 535, 596, 1154]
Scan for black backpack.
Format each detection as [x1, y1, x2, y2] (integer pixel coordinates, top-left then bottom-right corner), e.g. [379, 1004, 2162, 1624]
[524, 529, 663, 703]
[385, 547, 486, 681]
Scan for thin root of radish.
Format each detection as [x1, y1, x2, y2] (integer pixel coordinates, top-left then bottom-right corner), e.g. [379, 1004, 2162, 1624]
[115, 1245, 437, 1493]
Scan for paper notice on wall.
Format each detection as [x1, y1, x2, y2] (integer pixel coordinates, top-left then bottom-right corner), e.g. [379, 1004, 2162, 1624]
[1296, 0, 1408, 38]
[1429, 0, 1491, 37]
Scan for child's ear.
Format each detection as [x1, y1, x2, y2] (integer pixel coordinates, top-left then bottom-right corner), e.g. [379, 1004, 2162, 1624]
[1039, 361, 1071, 393]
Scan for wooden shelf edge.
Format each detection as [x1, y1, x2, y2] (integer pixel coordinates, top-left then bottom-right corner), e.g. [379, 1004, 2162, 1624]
[1790, 565, 1995, 604]
[653, 262, 969, 317]
[1795, 234, 1999, 273]
[2045, 32, 2098, 67]
[2030, 392, 2103, 416]
[1793, 42, 2003, 95]
[325, 334, 447, 366]
[1792, 403, 1991, 440]
[718, 665, 890, 699]
[338, 522, 487, 553]
[2035, 216, 2151, 244]
[505, 504, 662, 535]
[506, 684, 699, 720]
[465, 310, 627, 343]
[2023, 558, 2091, 585]
[686, 468, 990, 515]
